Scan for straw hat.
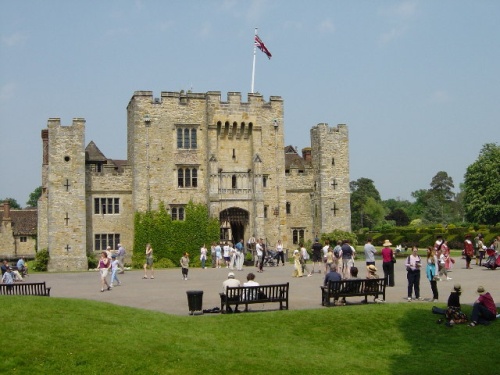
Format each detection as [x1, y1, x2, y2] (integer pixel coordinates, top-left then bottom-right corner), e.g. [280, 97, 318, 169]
[477, 286, 486, 295]
[382, 240, 392, 247]
[367, 265, 377, 273]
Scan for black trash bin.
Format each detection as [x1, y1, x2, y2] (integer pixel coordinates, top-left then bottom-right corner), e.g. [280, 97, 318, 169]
[186, 290, 203, 315]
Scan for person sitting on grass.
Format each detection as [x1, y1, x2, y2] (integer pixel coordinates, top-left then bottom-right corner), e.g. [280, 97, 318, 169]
[469, 286, 498, 327]
[433, 284, 468, 327]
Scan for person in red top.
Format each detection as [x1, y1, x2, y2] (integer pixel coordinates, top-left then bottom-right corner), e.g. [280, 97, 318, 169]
[469, 286, 498, 327]
[381, 239, 395, 287]
[464, 234, 475, 269]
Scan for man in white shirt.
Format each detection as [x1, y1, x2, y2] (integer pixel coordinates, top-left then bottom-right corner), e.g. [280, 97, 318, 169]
[221, 272, 241, 313]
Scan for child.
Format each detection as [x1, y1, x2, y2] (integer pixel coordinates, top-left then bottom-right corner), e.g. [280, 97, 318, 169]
[110, 254, 121, 287]
[180, 252, 190, 280]
[292, 250, 303, 277]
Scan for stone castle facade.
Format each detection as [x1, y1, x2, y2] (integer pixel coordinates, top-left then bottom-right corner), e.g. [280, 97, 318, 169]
[37, 90, 350, 271]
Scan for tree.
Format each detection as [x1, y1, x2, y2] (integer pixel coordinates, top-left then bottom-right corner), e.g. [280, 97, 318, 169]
[463, 143, 500, 224]
[385, 208, 410, 226]
[0, 197, 21, 209]
[429, 171, 455, 202]
[26, 186, 42, 208]
[350, 178, 382, 230]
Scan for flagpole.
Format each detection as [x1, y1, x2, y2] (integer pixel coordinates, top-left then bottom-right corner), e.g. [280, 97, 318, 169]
[251, 28, 257, 93]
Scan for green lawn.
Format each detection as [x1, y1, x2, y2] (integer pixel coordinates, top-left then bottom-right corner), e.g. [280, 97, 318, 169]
[2, 296, 498, 374]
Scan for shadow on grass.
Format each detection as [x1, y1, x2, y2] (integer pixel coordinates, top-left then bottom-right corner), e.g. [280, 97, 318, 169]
[390, 303, 499, 375]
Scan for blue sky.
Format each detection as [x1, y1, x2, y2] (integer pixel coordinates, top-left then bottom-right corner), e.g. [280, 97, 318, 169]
[1, 0, 499, 207]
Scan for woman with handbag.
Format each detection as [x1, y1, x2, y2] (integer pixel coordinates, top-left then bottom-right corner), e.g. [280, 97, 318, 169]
[381, 239, 395, 287]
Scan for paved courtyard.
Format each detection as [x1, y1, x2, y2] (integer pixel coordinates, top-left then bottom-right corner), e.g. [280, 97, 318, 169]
[24, 258, 500, 316]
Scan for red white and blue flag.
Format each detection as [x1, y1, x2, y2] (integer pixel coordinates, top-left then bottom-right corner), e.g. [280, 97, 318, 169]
[255, 35, 272, 59]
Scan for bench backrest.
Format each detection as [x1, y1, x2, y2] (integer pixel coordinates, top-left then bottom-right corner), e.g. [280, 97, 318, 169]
[0, 282, 50, 296]
[328, 278, 385, 294]
[225, 283, 289, 301]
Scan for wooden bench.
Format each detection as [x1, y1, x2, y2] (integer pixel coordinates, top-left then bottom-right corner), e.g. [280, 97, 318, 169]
[321, 278, 386, 306]
[0, 282, 51, 296]
[220, 283, 289, 313]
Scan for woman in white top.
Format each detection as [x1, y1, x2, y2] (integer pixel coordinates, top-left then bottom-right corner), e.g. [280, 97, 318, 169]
[276, 240, 285, 266]
[200, 244, 207, 269]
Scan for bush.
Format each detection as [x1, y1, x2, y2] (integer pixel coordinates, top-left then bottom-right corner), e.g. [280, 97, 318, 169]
[32, 249, 50, 272]
[87, 254, 98, 269]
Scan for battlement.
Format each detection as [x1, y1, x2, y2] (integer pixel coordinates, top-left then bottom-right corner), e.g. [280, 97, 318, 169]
[47, 118, 86, 130]
[128, 90, 282, 108]
[311, 122, 348, 136]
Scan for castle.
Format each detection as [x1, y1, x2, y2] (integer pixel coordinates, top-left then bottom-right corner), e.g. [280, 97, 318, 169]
[37, 90, 350, 271]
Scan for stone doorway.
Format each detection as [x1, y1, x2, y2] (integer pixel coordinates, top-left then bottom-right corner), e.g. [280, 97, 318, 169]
[219, 207, 249, 244]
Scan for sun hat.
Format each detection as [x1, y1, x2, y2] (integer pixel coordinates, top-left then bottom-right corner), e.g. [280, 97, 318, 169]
[477, 286, 486, 295]
[293, 249, 299, 254]
[453, 284, 462, 293]
[228, 272, 235, 278]
[382, 240, 392, 247]
[367, 265, 377, 273]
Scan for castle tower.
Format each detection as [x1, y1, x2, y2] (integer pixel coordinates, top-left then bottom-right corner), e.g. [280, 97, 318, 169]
[310, 123, 351, 235]
[39, 118, 88, 271]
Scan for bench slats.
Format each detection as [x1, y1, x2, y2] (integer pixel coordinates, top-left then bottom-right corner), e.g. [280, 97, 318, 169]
[220, 283, 289, 313]
[321, 278, 386, 306]
[0, 282, 51, 297]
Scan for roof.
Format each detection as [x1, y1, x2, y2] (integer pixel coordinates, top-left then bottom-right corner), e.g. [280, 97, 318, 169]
[0, 209, 37, 236]
[284, 145, 311, 169]
[85, 141, 107, 162]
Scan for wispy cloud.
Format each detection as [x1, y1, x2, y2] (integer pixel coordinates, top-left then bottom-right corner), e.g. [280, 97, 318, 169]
[378, 1, 418, 45]
[1, 32, 28, 47]
[430, 90, 451, 104]
[198, 22, 212, 38]
[317, 19, 335, 34]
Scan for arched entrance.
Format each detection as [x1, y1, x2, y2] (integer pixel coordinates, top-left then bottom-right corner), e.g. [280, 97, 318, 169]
[219, 207, 249, 244]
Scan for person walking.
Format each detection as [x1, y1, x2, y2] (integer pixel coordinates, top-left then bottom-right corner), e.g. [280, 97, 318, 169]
[405, 246, 423, 301]
[180, 252, 190, 280]
[110, 254, 121, 287]
[143, 243, 154, 279]
[300, 243, 312, 277]
[276, 239, 285, 266]
[381, 240, 395, 287]
[116, 243, 126, 274]
[426, 246, 439, 302]
[464, 234, 474, 269]
[98, 251, 112, 292]
[311, 238, 323, 274]
[235, 239, 245, 271]
[200, 244, 207, 269]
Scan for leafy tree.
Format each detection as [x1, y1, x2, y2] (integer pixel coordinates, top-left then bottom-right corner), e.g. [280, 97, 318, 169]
[0, 197, 21, 209]
[429, 171, 455, 202]
[385, 208, 410, 226]
[350, 178, 381, 230]
[463, 143, 500, 224]
[26, 186, 42, 207]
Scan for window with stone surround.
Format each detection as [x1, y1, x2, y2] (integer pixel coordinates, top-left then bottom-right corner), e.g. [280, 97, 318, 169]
[177, 167, 198, 188]
[292, 229, 305, 245]
[286, 202, 291, 214]
[95, 233, 120, 251]
[263, 175, 268, 188]
[94, 198, 120, 215]
[171, 206, 185, 221]
[264, 205, 268, 219]
[176, 127, 197, 149]
[20, 236, 27, 243]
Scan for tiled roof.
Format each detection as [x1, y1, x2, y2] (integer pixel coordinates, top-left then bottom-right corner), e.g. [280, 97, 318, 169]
[0, 209, 37, 236]
[85, 141, 107, 162]
[284, 145, 311, 169]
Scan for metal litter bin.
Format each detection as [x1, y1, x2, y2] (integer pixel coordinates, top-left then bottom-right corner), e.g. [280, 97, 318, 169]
[186, 290, 203, 315]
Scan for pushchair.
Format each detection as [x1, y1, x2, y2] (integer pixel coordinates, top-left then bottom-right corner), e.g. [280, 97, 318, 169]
[264, 249, 278, 267]
[483, 248, 499, 270]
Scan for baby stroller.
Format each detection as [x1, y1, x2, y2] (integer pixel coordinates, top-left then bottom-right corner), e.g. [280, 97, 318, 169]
[483, 248, 499, 270]
[264, 249, 278, 267]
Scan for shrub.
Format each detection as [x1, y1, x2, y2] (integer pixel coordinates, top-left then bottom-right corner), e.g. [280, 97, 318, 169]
[87, 254, 98, 269]
[32, 249, 50, 272]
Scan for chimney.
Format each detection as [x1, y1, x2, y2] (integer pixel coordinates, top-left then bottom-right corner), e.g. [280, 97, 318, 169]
[3, 200, 10, 220]
[302, 147, 312, 162]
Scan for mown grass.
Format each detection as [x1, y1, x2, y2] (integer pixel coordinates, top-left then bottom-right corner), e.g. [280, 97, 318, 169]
[1, 296, 498, 375]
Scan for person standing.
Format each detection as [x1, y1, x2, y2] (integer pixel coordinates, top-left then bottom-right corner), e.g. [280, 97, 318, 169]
[210, 242, 216, 268]
[300, 243, 312, 277]
[311, 238, 323, 274]
[469, 286, 498, 327]
[116, 243, 126, 274]
[215, 242, 222, 268]
[477, 235, 487, 266]
[110, 254, 121, 287]
[200, 244, 207, 269]
[180, 252, 190, 280]
[364, 238, 377, 266]
[340, 240, 354, 279]
[1, 266, 14, 285]
[98, 251, 112, 292]
[322, 240, 330, 273]
[235, 239, 245, 271]
[143, 243, 154, 279]
[426, 246, 439, 302]
[255, 239, 264, 272]
[276, 239, 285, 266]
[405, 246, 423, 301]
[292, 250, 303, 277]
[381, 240, 395, 287]
[464, 234, 474, 269]
[223, 242, 231, 268]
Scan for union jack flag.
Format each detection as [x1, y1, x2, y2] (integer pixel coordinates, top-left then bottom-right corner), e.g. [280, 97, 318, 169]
[255, 35, 272, 59]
